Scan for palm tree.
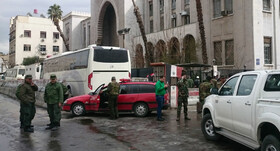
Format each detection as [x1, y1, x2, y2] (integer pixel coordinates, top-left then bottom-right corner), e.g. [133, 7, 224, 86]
[47, 4, 70, 51]
[131, 0, 152, 67]
[195, 0, 208, 64]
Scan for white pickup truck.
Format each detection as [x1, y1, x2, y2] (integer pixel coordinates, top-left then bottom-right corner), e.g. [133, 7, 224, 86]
[201, 70, 280, 151]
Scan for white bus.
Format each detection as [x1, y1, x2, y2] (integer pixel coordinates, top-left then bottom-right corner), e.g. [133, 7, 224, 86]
[25, 63, 42, 80]
[43, 45, 131, 96]
[5, 66, 26, 80]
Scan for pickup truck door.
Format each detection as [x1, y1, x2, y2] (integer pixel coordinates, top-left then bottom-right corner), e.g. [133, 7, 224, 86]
[214, 76, 239, 131]
[231, 74, 257, 138]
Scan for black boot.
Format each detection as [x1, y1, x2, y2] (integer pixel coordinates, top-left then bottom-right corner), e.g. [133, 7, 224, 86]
[45, 125, 54, 130]
[24, 127, 34, 133]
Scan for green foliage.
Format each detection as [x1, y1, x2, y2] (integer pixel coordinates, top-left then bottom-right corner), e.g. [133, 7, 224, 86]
[47, 4, 63, 21]
[22, 56, 39, 66]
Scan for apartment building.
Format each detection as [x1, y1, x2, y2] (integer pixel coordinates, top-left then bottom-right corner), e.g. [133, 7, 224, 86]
[91, 0, 280, 71]
[9, 15, 63, 67]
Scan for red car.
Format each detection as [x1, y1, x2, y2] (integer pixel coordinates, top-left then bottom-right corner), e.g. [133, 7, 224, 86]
[63, 82, 170, 117]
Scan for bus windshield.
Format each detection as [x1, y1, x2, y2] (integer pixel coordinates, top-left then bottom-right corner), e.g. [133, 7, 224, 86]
[18, 69, 25, 75]
[93, 48, 128, 63]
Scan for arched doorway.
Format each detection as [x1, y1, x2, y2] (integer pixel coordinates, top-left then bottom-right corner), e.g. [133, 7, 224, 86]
[155, 40, 167, 62]
[147, 42, 154, 63]
[183, 35, 196, 63]
[97, 2, 119, 46]
[168, 37, 180, 64]
[135, 44, 144, 68]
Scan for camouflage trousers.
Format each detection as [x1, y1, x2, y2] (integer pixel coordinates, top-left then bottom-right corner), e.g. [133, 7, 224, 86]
[20, 102, 36, 128]
[108, 95, 119, 119]
[177, 96, 188, 118]
[47, 103, 61, 126]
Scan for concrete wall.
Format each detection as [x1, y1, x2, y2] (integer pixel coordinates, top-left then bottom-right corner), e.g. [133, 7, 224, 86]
[0, 80, 47, 108]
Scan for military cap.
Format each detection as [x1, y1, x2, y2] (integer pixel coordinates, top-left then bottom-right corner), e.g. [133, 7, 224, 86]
[50, 74, 57, 79]
[181, 70, 187, 76]
[111, 76, 116, 81]
[25, 75, 32, 79]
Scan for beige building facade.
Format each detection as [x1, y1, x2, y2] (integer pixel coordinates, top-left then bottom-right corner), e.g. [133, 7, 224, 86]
[90, 0, 280, 71]
[9, 16, 63, 67]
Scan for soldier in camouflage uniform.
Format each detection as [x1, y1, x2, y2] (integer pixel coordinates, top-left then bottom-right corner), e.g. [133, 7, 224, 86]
[18, 75, 38, 132]
[199, 76, 212, 105]
[186, 75, 194, 88]
[44, 74, 63, 131]
[107, 76, 120, 120]
[176, 73, 191, 121]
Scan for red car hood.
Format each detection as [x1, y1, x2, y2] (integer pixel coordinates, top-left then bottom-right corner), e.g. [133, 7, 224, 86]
[67, 94, 91, 102]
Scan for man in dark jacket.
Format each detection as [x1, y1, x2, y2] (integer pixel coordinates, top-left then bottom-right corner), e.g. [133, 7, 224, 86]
[44, 74, 63, 131]
[18, 75, 38, 132]
[107, 76, 120, 120]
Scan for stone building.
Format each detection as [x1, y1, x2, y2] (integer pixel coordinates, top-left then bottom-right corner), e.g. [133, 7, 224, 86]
[90, 0, 280, 71]
[9, 15, 63, 67]
[62, 11, 91, 51]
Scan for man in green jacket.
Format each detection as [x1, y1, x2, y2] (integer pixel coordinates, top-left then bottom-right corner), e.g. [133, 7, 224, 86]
[18, 75, 38, 132]
[44, 74, 63, 131]
[155, 76, 168, 121]
[107, 76, 120, 120]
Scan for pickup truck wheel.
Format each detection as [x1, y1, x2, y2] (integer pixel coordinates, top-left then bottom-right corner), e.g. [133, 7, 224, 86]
[201, 113, 221, 141]
[133, 102, 149, 117]
[71, 103, 85, 116]
[261, 135, 280, 151]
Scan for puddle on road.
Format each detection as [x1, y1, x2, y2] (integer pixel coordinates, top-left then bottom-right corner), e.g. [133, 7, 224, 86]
[80, 119, 94, 125]
[81, 119, 140, 151]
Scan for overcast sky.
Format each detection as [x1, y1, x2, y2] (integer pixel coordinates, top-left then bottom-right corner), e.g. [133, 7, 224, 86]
[0, 0, 90, 54]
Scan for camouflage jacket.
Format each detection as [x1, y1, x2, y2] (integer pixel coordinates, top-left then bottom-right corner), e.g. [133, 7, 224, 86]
[44, 82, 63, 104]
[18, 82, 38, 103]
[177, 78, 189, 97]
[199, 81, 212, 102]
[108, 82, 120, 95]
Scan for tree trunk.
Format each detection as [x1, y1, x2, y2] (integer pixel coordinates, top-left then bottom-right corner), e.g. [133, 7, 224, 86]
[195, 0, 208, 64]
[132, 0, 152, 67]
[54, 19, 70, 51]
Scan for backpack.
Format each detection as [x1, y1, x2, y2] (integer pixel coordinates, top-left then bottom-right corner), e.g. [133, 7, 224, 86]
[16, 84, 23, 99]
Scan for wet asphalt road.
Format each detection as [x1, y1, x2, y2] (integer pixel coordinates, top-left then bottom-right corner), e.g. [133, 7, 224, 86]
[0, 94, 254, 151]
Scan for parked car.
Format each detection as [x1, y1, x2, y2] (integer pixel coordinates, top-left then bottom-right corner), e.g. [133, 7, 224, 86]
[201, 70, 280, 151]
[63, 81, 170, 117]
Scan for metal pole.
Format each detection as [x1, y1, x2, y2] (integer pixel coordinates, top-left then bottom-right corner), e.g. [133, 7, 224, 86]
[123, 34, 125, 48]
